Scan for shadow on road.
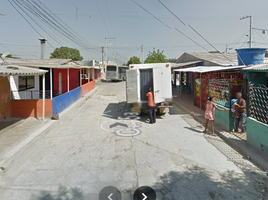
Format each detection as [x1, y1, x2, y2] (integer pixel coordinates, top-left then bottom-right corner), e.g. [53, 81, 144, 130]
[102, 103, 166, 124]
[0, 118, 22, 132]
[30, 166, 268, 200]
[30, 185, 86, 200]
[149, 166, 268, 200]
[184, 126, 204, 133]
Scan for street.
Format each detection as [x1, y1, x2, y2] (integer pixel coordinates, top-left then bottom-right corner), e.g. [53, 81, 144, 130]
[0, 81, 267, 200]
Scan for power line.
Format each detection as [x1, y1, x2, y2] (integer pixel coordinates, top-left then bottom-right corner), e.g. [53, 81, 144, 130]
[8, 0, 55, 49]
[130, 0, 171, 29]
[94, 0, 110, 34]
[188, 25, 235, 64]
[156, 1, 235, 65]
[157, 0, 186, 26]
[104, 0, 115, 37]
[12, 0, 99, 52]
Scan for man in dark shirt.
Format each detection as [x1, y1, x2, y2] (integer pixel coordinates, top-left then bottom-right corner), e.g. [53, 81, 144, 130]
[233, 92, 247, 133]
[146, 87, 156, 124]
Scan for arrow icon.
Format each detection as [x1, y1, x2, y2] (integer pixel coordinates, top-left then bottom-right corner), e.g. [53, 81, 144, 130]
[108, 193, 113, 200]
[142, 193, 147, 200]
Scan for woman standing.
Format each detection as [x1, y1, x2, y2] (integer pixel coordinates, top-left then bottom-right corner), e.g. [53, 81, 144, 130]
[203, 96, 229, 136]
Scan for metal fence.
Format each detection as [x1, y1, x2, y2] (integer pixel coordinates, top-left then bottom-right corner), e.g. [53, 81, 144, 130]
[11, 90, 51, 100]
[208, 79, 231, 108]
[248, 83, 268, 124]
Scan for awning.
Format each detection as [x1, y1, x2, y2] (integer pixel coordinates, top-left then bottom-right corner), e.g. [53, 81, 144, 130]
[243, 64, 268, 72]
[173, 65, 245, 73]
[171, 61, 202, 69]
[0, 65, 47, 76]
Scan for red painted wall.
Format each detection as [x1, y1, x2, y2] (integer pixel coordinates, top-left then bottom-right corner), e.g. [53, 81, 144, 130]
[53, 69, 67, 96]
[81, 80, 95, 97]
[0, 77, 11, 120]
[53, 69, 81, 96]
[69, 69, 80, 91]
[11, 100, 52, 118]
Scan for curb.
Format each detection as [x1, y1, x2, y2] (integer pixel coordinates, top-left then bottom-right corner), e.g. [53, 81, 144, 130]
[0, 87, 99, 169]
[173, 100, 268, 171]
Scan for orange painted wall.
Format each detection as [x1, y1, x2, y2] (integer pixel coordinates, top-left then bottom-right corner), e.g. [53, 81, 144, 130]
[11, 100, 52, 118]
[0, 77, 11, 120]
[81, 80, 95, 97]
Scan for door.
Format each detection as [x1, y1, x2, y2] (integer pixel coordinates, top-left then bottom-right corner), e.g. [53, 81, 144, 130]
[126, 69, 139, 103]
[140, 69, 153, 101]
[59, 73, 62, 95]
[153, 68, 164, 103]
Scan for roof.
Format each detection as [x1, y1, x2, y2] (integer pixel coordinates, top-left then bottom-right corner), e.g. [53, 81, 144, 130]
[176, 52, 238, 66]
[22, 64, 83, 69]
[171, 61, 202, 69]
[0, 65, 47, 76]
[243, 64, 268, 72]
[2, 58, 73, 65]
[174, 65, 245, 73]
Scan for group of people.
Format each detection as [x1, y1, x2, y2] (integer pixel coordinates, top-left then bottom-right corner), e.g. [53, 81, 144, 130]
[203, 92, 246, 136]
[146, 88, 247, 136]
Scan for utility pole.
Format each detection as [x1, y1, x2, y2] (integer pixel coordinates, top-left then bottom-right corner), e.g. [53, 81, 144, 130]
[113, 48, 115, 62]
[141, 44, 144, 64]
[105, 35, 115, 66]
[225, 44, 232, 53]
[240, 15, 252, 48]
[102, 46, 104, 74]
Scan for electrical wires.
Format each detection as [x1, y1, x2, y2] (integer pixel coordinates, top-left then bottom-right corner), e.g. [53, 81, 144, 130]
[8, 0, 99, 53]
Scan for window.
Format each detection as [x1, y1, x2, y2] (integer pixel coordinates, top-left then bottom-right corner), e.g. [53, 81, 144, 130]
[19, 76, 35, 91]
[107, 66, 117, 71]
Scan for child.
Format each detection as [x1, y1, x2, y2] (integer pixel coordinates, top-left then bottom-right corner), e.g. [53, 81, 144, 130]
[231, 99, 239, 119]
[203, 96, 229, 136]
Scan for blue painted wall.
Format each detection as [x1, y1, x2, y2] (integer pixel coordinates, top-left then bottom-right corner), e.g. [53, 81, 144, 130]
[52, 87, 81, 114]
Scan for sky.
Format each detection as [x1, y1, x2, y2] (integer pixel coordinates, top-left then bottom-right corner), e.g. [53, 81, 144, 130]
[1, 0, 268, 64]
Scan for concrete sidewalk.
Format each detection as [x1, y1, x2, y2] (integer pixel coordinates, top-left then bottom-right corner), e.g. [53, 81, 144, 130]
[0, 87, 98, 169]
[172, 87, 268, 171]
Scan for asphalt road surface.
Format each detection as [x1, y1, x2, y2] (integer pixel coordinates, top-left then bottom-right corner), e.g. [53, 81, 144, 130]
[0, 81, 267, 200]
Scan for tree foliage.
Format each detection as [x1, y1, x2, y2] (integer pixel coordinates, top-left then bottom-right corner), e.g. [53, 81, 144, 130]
[50, 47, 83, 61]
[126, 56, 141, 66]
[0, 53, 20, 59]
[167, 58, 177, 63]
[145, 49, 167, 63]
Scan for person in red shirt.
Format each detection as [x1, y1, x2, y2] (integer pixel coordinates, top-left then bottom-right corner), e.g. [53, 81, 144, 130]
[146, 87, 156, 124]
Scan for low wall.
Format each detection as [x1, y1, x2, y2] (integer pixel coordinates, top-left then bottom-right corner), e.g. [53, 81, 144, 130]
[247, 117, 268, 155]
[52, 87, 81, 114]
[81, 80, 95, 97]
[214, 104, 234, 132]
[11, 100, 52, 118]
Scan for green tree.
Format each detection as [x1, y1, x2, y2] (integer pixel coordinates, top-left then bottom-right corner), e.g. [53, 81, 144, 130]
[50, 47, 83, 61]
[0, 53, 20, 59]
[167, 58, 177, 63]
[126, 56, 141, 66]
[209, 51, 220, 53]
[145, 49, 167, 63]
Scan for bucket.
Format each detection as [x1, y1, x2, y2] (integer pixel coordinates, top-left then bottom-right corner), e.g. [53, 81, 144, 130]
[236, 48, 266, 66]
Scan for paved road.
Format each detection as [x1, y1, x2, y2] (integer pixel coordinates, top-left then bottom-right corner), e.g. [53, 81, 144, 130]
[0, 81, 267, 200]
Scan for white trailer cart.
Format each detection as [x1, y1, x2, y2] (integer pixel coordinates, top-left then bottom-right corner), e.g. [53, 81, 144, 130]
[126, 63, 172, 114]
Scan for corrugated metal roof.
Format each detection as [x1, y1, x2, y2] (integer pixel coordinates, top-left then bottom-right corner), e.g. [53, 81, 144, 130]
[0, 65, 47, 76]
[1, 58, 73, 65]
[171, 61, 202, 68]
[243, 64, 268, 71]
[22, 64, 83, 69]
[174, 65, 245, 73]
[177, 52, 238, 66]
